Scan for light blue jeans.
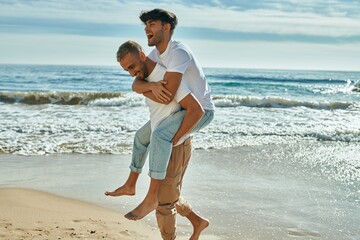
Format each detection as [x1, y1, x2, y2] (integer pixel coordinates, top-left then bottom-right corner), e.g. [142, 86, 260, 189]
[130, 109, 214, 179]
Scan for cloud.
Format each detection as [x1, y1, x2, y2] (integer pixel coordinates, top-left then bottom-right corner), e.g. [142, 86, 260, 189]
[0, 0, 140, 23]
[1, 0, 359, 41]
[0, 0, 359, 70]
[260, 0, 360, 18]
[176, 6, 360, 37]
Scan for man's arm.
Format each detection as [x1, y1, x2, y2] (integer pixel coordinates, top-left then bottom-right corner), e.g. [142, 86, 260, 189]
[132, 78, 172, 103]
[160, 72, 182, 104]
[172, 93, 205, 145]
[132, 72, 183, 104]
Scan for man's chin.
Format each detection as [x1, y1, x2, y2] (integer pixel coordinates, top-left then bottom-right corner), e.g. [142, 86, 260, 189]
[138, 74, 146, 80]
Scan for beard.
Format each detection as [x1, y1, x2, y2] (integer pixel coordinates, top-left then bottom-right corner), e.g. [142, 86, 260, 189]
[147, 30, 165, 47]
[142, 69, 148, 79]
[140, 63, 149, 79]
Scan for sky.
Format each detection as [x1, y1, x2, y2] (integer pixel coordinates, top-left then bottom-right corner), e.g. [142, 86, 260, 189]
[0, 0, 360, 71]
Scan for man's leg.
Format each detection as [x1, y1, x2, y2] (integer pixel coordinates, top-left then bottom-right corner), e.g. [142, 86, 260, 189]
[123, 111, 214, 217]
[124, 177, 161, 220]
[176, 197, 209, 240]
[105, 121, 151, 196]
[156, 137, 209, 240]
[130, 120, 152, 172]
[149, 110, 214, 179]
[175, 151, 210, 240]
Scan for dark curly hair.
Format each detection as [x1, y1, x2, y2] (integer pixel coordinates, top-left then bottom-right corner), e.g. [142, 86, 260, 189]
[139, 8, 178, 37]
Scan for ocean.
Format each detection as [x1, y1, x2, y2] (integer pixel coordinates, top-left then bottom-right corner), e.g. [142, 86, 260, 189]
[1, 64, 359, 155]
[0, 64, 360, 239]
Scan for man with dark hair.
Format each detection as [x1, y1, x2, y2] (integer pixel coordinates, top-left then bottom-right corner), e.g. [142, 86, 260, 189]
[135, 8, 215, 240]
[107, 8, 215, 240]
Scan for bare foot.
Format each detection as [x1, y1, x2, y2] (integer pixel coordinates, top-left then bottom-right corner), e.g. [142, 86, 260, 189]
[104, 184, 135, 197]
[189, 214, 209, 240]
[124, 196, 158, 221]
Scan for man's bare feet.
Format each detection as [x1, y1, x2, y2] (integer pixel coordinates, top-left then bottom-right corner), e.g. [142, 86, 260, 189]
[105, 172, 139, 197]
[124, 195, 158, 221]
[188, 212, 210, 240]
[104, 184, 135, 197]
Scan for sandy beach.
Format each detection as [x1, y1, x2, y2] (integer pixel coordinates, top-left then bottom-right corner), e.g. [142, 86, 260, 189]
[1, 142, 359, 240]
[0, 153, 220, 240]
[0, 188, 160, 240]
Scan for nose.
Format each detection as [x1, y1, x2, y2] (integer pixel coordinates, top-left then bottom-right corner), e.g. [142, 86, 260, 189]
[129, 69, 136, 77]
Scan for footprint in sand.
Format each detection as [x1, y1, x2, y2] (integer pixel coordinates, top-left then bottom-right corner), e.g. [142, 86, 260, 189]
[287, 227, 321, 238]
[73, 218, 109, 230]
[2, 223, 12, 229]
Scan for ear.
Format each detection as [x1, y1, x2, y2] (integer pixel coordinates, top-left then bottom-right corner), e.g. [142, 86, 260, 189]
[163, 23, 171, 33]
[139, 51, 146, 61]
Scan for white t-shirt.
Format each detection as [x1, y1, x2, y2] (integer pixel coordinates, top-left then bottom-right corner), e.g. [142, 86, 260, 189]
[148, 39, 215, 111]
[145, 63, 190, 132]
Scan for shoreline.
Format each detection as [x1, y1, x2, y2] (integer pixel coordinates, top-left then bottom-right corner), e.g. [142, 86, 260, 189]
[1, 143, 359, 239]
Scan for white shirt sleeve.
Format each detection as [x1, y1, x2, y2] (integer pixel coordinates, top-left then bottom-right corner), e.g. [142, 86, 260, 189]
[167, 48, 191, 74]
[173, 80, 191, 103]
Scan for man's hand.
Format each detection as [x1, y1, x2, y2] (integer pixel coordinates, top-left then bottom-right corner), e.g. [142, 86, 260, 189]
[172, 133, 181, 146]
[171, 93, 205, 146]
[150, 80, 172, 103]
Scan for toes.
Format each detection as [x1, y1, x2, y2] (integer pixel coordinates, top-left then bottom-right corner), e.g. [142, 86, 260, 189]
[124, 212, 132, 219]
[125, 212, 138, 221]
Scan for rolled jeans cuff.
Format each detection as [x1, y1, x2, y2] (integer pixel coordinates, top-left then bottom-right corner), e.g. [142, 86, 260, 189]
[149, 170, 167, 180]
[129, 163, 142, 173]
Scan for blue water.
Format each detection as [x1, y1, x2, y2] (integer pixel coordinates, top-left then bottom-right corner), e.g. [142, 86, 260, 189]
[0, 64, 359, 156]
[1, 64, 359, 103]
[0, 64, 130, 92]
[206, 68, 360, 102]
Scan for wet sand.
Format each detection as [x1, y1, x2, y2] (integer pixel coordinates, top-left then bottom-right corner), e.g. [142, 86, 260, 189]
[0, 142, 359, 239]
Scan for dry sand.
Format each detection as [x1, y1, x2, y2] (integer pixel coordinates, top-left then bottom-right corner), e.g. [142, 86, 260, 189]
[0, 188, 160, 240]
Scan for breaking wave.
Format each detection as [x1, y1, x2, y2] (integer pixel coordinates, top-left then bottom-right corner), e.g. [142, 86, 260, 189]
[0, 91, 357, 110]
[213, 95, 355, 110]
[0, 91, 126, 105]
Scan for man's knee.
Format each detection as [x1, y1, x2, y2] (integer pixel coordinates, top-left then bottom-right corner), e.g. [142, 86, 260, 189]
[151, 126, 170, 142]
[134, 121, 151, 141]
[134, 128, 145, 140]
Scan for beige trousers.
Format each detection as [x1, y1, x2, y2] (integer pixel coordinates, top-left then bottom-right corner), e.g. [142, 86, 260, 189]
[156, 137, 193, 240]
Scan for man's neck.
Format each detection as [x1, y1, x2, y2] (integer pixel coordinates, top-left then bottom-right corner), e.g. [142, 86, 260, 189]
[145, 57, 156, 78]
[156, 37, 171, 54]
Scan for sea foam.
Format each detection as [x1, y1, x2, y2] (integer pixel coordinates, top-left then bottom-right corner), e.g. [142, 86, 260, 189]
[212, 95, 354, 109]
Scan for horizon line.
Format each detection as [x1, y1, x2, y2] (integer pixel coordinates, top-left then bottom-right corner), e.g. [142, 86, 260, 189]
[1, 62, 360, 73]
